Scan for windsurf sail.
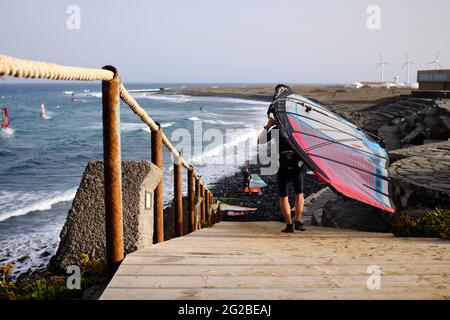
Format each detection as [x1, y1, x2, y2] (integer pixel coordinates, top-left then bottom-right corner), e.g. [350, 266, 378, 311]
[40, 103, 46, 119]
[250, 174, 267, 188]
[1, 107, 10, 129]
[241, 187, 263, 194]
[269, 86, 395, 213]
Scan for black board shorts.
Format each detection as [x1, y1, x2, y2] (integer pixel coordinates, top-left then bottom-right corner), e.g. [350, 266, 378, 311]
[277, 167, 304, 197]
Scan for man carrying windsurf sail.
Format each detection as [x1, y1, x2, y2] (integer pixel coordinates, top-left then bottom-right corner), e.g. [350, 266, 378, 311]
[259, 84, 395, 232]
[258, 85, 307, 233]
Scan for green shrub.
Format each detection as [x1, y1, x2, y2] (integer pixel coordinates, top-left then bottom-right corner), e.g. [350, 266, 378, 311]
[0, 253, 106, 300]
[392, 208, 450, 240]
[0, 263, 17, 299]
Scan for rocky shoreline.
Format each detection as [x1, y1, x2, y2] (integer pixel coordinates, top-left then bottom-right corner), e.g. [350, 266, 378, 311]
[209, 161, 326, 222]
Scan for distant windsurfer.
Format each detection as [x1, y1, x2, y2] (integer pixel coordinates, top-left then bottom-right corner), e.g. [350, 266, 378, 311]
[40, 102, 47, 119]
[1, 107, 10, 129]
[257, 85, 306, 233]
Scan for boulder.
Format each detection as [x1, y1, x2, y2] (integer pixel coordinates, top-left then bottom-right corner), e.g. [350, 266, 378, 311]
[51, 161, 162, 271]
[321, 197, 392, 232]
[401, 122, 425, 145]
[378, 125, 401, 150]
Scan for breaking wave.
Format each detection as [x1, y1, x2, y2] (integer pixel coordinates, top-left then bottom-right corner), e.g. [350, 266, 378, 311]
[0, 187, 78, 223]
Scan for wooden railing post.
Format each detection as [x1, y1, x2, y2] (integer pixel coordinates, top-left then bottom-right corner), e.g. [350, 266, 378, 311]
[217, 202, 222, 223]
[152, 123, 164, 243]
[102, 66, 124, 270]
[200, 183, 205, 224]
[195, 177, 201, 229]
[209, 192, 214, 225]
[210, 194, 216, 225]
[188, 168, 195, 233]
[205, 190, 211, 226]
[174, 159, 183, 237]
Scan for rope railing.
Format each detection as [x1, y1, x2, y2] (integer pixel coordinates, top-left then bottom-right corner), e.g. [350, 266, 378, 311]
[0, 54, 114, 81]
[0, 55, 192, 169]
[0, 54, 217, 269]
[119, 83, 190, 169]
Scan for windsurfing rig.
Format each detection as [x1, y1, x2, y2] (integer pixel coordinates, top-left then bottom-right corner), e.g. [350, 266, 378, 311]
[269, 90, 395, 213]
[1, 107, 10, 129]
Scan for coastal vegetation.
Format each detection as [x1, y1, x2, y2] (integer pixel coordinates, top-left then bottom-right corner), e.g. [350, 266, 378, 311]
[392, 208, 450, 240]
[0, 253, 106, 300]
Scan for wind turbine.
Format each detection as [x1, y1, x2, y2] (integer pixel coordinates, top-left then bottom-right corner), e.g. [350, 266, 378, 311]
[401, 53, 416, 84]
[376, 54, 390, 82]
[427, 52, 443, 70]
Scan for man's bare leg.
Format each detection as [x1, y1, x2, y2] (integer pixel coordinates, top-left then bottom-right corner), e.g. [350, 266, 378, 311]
[294, 193, 306, 231]
[280, 196, 294, 232]
[294, 193, 304, 222]
[280, 196, 292, 224]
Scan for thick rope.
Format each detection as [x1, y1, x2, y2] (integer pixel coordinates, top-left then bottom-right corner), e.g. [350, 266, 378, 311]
[0, 54, 196, 176]
[119, 84, 190, 169]
[0, 54, 114, 81]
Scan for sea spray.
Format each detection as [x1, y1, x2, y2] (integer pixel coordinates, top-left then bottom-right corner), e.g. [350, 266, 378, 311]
[0, 187, 78, 223]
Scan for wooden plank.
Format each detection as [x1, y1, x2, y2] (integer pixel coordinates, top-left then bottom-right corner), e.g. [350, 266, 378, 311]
[115, 264, 450, 277]
[121, 255, 449, 266]
[101, 287, 450, 300]
[101, 222, 450, 300]
[107, 274, 450, 289]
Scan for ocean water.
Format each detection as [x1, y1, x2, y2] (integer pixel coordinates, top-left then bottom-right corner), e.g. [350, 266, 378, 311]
[0, 83, 269, 276]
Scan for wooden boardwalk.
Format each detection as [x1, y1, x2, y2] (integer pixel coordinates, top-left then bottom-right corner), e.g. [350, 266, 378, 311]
[101, 222, 450, 300]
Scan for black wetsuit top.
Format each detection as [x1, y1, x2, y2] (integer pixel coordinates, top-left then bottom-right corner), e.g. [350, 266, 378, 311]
[264, 125, 305, 196]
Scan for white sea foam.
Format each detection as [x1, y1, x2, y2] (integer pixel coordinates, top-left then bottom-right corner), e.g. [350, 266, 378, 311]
[190, 127, 259, 165]
[128, 89, 161, 93]
[205, 97, 268, 105]
[134, 93, 268, 106]
[68, 91, 101, 99]
[188, 116, 201, 121]
[0, 127, 15, 138]
[161, 122, 175, 128]
[40, 111, 55, 120]
[203, 119, 243, 126]
[137, 94, 192, 103]
[222, 105, 268, 111]
[0, 187, 78, 223]
[85, 122, 176, 133]
[120, 123, 148, 133]
[89, 92, 102, 98]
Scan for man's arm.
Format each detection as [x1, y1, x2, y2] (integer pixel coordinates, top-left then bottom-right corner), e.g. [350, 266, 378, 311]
[257, 117, 275, 145]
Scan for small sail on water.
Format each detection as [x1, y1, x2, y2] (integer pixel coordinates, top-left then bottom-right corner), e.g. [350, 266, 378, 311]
[1, 106, 10, 129]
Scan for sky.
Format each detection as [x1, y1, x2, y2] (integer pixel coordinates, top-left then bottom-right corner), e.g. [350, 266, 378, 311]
[1, 0, 449, 84]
